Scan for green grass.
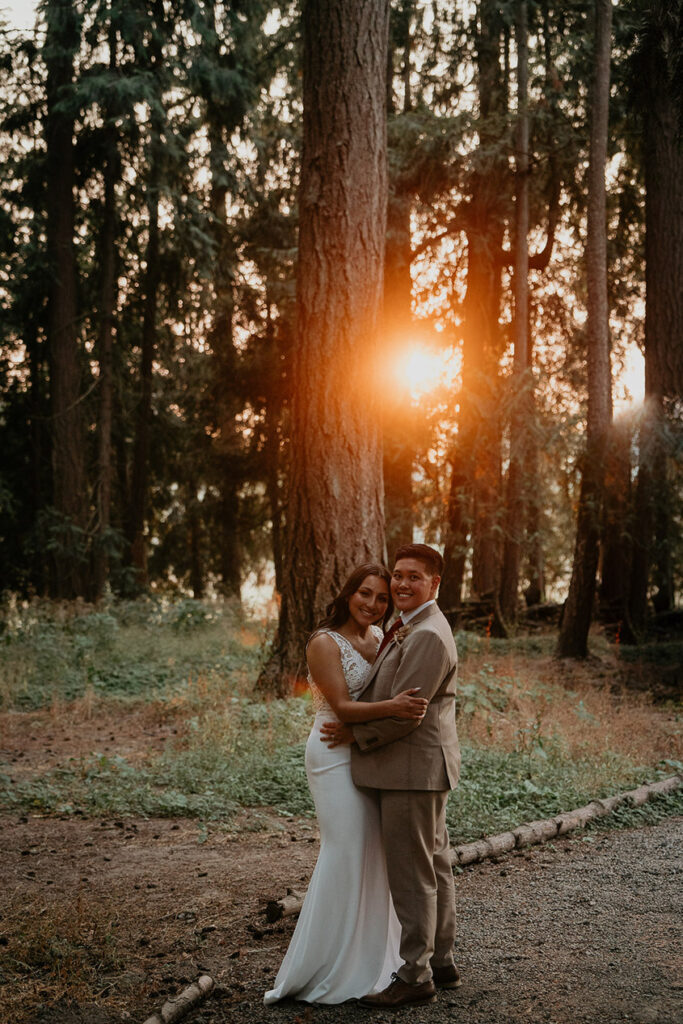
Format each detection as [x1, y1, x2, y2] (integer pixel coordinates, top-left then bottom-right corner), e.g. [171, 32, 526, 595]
[3, 727, 679, 843]
[0, 596, 265, 708]
[1, 597, 680, 841]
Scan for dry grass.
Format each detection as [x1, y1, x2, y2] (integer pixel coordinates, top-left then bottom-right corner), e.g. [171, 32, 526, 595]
[458, 650, 681, 767]
[2, 892, 127, 1024]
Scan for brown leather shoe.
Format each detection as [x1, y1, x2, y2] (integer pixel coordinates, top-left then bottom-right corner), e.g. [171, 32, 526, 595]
[359, 973, 437, 1008]
[432, 963, 462, 989]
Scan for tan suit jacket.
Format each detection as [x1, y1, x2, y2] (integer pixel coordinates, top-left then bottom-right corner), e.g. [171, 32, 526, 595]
[350, 603, 460, 791]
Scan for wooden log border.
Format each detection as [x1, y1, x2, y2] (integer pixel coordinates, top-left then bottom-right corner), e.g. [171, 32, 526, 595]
[142, 974, 214, 1024]
[452, 773, 682, 866]
[264, 774, 682, 920]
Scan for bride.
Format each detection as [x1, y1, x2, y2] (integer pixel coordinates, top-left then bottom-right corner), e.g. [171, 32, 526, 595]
[264, 563, 427, 1005]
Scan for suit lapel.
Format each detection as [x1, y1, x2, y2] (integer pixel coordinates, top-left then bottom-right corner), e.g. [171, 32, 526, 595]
[357, 603, 441, 698]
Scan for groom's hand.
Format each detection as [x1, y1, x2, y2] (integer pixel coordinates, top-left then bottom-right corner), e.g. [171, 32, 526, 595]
[320, 721, 354, 747]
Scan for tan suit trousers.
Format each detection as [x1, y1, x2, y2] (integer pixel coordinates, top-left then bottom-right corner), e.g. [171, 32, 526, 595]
[377, 788, 457, 984]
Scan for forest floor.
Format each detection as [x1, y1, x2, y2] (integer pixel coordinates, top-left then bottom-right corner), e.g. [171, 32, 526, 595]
[2, 806, 681, 1024]
[1, 609, 681, 1024]
[0, 696, 681, 1024]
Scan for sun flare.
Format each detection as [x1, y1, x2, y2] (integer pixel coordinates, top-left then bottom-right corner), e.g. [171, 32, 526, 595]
[393, 345, 461, 399]
[613, 343, 645, 413]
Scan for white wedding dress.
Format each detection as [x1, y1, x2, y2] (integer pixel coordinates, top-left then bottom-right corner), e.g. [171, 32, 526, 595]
[264, 627, 402, 1005]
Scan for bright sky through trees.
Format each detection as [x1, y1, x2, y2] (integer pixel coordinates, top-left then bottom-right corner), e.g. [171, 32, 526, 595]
[0, 0, 646, 419]
[1, 1, 35, 31]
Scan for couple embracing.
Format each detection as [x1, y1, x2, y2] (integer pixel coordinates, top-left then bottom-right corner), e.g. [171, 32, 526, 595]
[264, 543, 461, 1009]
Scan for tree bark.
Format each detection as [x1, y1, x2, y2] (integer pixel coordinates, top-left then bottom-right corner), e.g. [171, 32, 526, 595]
[26, 318, 49, 593]
[383, 0, 415, 555]
[442, 0, 506, 603]
[628, 0, 683, 625]
[127, 13, 164, 587]
[263, 305, 286, 596]
[439, 449, 470, 618]
[187, 477, 204, 599]
[94, 19, 119, 600]
[523, 334, 544, 607]
[127, 186, 159, 586]
[598, 416, 632, 622]
[258, 0, 390, 695]
[497, 0, 529, 634]
[203, 0, 245, 600]
[558, 0, 613, 658]
[207, 113, 241, 600]
[44, 0, 88, 599]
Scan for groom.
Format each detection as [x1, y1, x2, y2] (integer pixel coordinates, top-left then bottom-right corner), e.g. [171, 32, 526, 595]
[322, 542, 460, 1008]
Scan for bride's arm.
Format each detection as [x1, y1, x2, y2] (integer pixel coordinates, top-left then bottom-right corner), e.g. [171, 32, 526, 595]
[307, 635, 427, 722]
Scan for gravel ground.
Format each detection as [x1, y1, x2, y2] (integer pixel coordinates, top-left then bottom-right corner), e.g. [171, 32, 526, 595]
[197, 817, 683, 1024]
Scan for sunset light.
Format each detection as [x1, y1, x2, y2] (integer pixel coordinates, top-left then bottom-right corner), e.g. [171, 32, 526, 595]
[393, 344, 461, 399]
[613, 343, 645, 413]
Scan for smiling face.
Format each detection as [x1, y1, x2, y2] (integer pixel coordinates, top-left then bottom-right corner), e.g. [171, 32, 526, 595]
[347, 575, 391, 628]
[391, 558, 440, 614]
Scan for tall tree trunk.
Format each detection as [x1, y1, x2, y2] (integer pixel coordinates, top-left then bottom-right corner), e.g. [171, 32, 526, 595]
[207, 111, 241, 599]
[461, 238, 504, 600]
[126, 1, 166, 588]
[558, 0, 613, 658]
[127, 186, 159, 585]
[383, 0, 415, 555]
[442, 0, 506, 602]
[94, 20, 119, 600]
[497, 0, 529, 633]
[263, 304, 286, 596]
[468, 0, 507, 600]
[202, 0, 244, 600]
[187, 477, 204, 599]
[627, 0, 683, 629]
[439, 451, 470, 617]
[598, 416, 632, 622]
[44, 0, 88, 599]
[26, 319, 49, 592]
[258, 0, 391, 695]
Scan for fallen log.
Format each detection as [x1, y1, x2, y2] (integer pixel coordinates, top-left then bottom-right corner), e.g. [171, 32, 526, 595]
[265, 888, 306, 923]
[265, 774, 682, 916]
[143, 974, 214, 1024]
[513, 818, 559, 848]
[455, 832, 516, 866]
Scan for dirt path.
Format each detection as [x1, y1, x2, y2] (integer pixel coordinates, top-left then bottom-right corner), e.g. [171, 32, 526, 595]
[3, 813, 680, 1024]
[208, 816, 683, 1024]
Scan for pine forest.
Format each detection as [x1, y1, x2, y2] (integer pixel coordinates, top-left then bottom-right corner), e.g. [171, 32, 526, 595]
[1, 0, 682, 687]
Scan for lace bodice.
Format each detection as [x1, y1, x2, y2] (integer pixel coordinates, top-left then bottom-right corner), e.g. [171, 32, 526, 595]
[308, 626, 383, 719]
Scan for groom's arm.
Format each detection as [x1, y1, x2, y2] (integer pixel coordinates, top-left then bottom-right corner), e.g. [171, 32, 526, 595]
[351, 630, 453, 752]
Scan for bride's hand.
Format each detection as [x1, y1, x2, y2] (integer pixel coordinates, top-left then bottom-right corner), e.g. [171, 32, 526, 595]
[389, 688, 428, 719]
[321, 721, 354, 747]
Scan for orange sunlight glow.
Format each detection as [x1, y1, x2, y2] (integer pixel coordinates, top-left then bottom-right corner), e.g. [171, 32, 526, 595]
[613, 343, 645, 414]
[393, 344, 461, 399]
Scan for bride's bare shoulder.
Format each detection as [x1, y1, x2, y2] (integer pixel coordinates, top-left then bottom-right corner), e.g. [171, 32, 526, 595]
[307, 630, 340, 655]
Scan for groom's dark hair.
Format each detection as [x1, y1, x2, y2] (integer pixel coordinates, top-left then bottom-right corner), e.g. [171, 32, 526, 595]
[393, 543, 443, 577]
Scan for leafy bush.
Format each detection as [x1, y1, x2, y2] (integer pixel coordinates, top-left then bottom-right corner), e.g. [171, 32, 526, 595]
[0, 596, 263, 708]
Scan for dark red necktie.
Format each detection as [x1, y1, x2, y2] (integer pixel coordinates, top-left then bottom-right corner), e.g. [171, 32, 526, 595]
[377, 618, 403, 657]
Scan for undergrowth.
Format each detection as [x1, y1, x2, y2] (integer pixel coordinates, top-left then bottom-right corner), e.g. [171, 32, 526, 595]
[0, 595, 266, 708]
[0, 597, 680, 840]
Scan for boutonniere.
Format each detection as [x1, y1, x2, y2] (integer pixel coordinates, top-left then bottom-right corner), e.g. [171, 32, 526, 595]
[394, 624, 413, 646]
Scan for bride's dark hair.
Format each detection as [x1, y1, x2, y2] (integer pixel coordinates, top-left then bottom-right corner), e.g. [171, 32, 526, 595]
[314, 563, 393, 634]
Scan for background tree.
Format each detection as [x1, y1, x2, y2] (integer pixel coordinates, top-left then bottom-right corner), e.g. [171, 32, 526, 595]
[626, 0, 683, 639]
[383, 0, 417, 554]
[258, 0, 391, 694]
[497, 0, 529, 633]
[44, 0, 88, 598]
[0, 0, 680, 648]
[558, 0, 614, 658]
